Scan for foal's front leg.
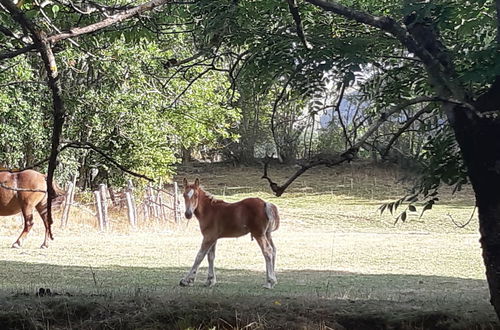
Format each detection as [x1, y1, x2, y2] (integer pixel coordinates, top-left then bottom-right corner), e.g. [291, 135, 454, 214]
[180, 238, 216, 287]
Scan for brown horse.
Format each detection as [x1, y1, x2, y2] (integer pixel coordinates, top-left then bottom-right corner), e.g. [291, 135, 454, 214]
[0, 170, 65, 249]
[180, 178, 280, 289]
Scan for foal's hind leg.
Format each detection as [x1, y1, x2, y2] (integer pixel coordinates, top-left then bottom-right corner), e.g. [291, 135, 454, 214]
[36, 203, 52, 249]
[205, 242, 217, 287]
[254, 235, 277, 289]
[266, 232, 277, 283]
[12, 209, 34, 248]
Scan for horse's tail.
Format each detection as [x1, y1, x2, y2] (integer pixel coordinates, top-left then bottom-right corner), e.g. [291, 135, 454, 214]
[51, 180, 66, 207]
[264, 202, 280, 233]
[38, 202, 54, 241]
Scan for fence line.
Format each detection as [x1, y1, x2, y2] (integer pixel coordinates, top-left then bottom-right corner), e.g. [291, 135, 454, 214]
[60, 179, 182, 231]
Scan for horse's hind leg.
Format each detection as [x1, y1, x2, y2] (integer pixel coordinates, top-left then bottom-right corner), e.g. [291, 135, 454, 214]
[254, 235, 277, 289]
[12, 209, 34, 248]
[36, 203, 52, 249]
[266, 232, 277, 283]
[205, 242, 217, 287]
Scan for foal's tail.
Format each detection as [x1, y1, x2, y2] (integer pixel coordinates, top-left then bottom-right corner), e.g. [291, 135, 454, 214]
[264, 202, 280, 233]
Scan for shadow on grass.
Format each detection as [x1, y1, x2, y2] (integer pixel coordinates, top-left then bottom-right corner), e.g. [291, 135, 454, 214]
[0, 260, 498, 329]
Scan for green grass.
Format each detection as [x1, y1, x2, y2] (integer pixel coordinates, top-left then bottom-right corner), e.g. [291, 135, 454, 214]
[0, 163, 496, 329]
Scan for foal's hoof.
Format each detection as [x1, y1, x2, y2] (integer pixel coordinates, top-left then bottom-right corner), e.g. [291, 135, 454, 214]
[40, 245, 48, 249]
[179, 278, 193, 287]
[204, 280, 216, 288]
[262, 280, 277, 289]
[11, 242, 21, 249]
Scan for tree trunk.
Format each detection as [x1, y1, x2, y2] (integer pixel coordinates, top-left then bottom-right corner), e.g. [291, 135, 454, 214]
[238, 134, 256, 164]
[181, 146, 193, 164]
[451, 97, 500, 318]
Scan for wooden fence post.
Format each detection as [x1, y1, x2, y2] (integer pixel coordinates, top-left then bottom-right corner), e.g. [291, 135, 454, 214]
[153, 191, 159, 221]
[174, 181, 179, 223]
[125, 191, 136, 228]
[147, 184, 154, 220]
[99, 183, 109, 230]
[60, 181, 74, 228]
[157, 193, 166, 222]
[94, 190, 104, 231]
[127, 180, 138, 227]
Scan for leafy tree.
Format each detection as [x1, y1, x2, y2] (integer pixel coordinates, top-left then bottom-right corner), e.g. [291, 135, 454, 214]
[0, 0, 238, 186]
[254, 0, 500, 319]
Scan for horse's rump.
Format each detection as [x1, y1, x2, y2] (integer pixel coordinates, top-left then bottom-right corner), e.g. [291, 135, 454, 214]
[264, 202, 280, 233]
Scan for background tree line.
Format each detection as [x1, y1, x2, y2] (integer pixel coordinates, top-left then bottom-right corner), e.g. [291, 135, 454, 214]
[1, 0, 446, 185]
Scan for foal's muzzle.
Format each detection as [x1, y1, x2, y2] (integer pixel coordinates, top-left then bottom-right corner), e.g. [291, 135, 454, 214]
[185, 210, 193, 219]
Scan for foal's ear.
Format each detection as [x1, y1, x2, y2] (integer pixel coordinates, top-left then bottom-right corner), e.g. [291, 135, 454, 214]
[194, 178, 200, 188]
[183, 177, 188, 187]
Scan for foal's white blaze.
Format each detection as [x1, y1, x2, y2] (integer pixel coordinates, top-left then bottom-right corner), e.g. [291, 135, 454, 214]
[185, 189, 196, 217]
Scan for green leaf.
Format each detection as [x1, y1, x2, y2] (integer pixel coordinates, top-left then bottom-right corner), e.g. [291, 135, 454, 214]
[420, 203, 433, 218]
[379, 203, 387, 214]
[51, 4, 60, 17]
[401, 211, 407, 222]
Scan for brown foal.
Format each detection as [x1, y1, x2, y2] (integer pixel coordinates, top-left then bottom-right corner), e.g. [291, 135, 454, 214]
[180, 178, 280, 289]
[0, 170, 64, 248]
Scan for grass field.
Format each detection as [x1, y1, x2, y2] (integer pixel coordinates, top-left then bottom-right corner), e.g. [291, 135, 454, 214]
[0, 163, 497, 329]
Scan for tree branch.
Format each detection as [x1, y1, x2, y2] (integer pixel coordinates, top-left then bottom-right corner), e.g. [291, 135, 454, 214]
[0, 25, 15, 38]
[63, 142, 154, 182]
[287, 0, 312, 49]
[47, 0, 173, 44]
[381, 103, 434, 159]
[16, 141, 153, 182]
[333, 80, 350, 148]
[0, 44, 36, 61]
[167, 67, 212, 108]
[263, 96, 439, 196]
[1, 0, 175, 62]
[271, 73, 296, 160]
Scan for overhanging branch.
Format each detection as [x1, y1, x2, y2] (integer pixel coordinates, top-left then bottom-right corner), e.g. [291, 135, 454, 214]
[0, 42, 36, 61]
[16, 141, 154, 182]
[63, 142, 155, 182]
[287, 0, 312, 49]
[381, 103, 434, 159]
[47, 0, 173, 44]
[1, 0, 175, 61]
[263, 96, 440, 196]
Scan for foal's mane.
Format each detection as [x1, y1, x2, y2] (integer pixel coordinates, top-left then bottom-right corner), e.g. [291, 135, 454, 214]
[200, 186, 223, 204]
